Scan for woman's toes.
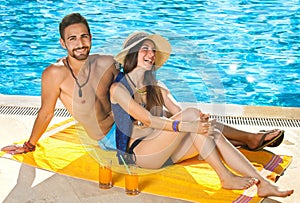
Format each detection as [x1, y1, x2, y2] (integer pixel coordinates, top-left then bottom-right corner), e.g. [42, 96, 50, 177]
[245, 177, 258, 189]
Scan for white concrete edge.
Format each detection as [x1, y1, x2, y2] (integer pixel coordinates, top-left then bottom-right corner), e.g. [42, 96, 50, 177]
[1, 94, 299, 119]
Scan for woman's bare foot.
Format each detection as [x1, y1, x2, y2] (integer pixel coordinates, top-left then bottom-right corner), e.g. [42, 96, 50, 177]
[257, 180, 294, 198]
[221, 175, 259, 190]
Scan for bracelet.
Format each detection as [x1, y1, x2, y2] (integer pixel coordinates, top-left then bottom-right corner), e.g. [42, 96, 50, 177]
[172, 120, 180, 132]
[23, 141, 36, 153]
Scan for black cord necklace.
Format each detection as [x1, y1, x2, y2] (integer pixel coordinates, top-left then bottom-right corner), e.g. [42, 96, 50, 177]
[66, 57, 91, 97]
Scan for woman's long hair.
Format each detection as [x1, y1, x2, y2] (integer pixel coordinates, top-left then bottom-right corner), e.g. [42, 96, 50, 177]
[123, 40, 164, 116]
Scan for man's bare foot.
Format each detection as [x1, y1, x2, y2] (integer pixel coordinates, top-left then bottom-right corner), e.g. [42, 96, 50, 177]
[221, 175, 259, 190]
[257, 180, 294, 198]
[247, 129, 282, 150]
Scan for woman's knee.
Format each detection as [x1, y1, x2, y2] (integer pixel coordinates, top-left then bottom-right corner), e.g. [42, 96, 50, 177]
[179, 107, 200, 121]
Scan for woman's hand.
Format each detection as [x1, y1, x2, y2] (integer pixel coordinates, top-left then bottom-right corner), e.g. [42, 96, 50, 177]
[199, 111, 210, 122]
[196, 120, 212, 135]
[197, 110, 215, 135]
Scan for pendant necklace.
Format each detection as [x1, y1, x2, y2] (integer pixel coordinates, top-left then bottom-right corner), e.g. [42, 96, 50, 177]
[126, 74, 147, 110]
[66, 57, 91, 98]
[126, 74, 147, 95]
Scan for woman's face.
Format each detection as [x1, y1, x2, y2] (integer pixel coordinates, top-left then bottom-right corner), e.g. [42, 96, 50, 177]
[137, 40, 156, 70]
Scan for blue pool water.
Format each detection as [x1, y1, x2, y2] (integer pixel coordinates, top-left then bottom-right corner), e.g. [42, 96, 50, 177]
[0, 0, 299, 107]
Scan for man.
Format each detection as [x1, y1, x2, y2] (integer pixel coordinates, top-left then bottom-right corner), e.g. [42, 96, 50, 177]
[2, 13, 119, 154]
[1, 13, 283, 154]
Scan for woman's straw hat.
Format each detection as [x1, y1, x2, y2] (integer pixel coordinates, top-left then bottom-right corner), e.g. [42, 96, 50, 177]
[115, 31, 171, 70]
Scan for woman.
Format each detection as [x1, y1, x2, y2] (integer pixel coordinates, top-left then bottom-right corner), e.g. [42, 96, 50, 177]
[109, 31, 293, 197]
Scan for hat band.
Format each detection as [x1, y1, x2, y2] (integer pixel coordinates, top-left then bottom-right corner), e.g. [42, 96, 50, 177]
[124, 33, 148, 49]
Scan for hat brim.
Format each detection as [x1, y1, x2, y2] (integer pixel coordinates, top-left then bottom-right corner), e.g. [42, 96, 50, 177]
[115, 33, 171, 70]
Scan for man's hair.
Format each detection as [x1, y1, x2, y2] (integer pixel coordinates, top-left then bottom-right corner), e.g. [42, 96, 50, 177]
[59, 13, 91, 40]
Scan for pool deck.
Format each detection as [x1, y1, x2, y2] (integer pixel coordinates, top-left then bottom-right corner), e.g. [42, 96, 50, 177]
[0, 94, 299, 203]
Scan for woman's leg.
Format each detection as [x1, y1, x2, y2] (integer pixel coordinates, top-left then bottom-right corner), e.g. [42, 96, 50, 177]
[211, 130, 293, 197]
[171, 132, 258, 190]
[133, 108, 293, 196]
[171, 130, 293, 196]
[133, 107, 201, 168]
[211, 130, 262, 176]
[134, 108, 257, 189]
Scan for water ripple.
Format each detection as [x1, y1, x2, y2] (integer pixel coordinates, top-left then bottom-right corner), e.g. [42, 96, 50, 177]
[0, 0, 299, 107]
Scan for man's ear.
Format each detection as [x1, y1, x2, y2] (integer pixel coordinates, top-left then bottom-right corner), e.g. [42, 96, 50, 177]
[60, 38, 66, 49]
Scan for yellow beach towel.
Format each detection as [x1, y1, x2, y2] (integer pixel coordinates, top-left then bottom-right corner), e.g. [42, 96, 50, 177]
[0, 118, 292, 203]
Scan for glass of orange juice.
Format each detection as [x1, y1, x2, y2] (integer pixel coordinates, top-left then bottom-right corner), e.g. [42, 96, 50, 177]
[99, 159, 113, 189]
[125, 164, 139, 195]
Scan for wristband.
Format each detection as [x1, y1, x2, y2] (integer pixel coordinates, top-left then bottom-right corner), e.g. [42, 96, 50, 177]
[172, 120, 180, 132]
[23, 141, 36, 153]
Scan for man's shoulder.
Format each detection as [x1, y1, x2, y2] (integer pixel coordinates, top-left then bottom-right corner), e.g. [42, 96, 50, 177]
[43, 57, 66, 75]
[89, 54, 120, 71]
[89, 54, 114, 62]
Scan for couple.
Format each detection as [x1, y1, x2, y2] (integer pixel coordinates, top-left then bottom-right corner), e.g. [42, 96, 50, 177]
[1, 13, 293, 198]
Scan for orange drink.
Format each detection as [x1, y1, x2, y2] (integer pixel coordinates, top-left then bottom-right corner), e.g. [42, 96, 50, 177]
[125, 165, 139, 195]
[99, 160, 113, 189]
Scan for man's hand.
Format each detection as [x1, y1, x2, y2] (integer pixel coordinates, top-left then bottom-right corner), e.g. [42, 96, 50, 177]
[1, 141, 36, 155]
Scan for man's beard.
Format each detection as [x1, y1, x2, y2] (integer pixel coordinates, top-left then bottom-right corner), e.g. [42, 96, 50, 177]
[72, 47, 90, 60]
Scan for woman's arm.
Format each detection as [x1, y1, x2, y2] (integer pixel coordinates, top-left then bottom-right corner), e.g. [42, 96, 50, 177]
[159, 82, 182, 115]
[159, 82, 210, 121]
[110, 82, 210, 134]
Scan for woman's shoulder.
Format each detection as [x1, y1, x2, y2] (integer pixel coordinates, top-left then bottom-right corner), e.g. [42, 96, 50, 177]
[157, 81, 169, 91]
[110, 80, 131, 104]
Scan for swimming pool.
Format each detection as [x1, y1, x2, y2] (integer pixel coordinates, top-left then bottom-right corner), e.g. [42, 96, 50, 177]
[0, 0, 299, 107]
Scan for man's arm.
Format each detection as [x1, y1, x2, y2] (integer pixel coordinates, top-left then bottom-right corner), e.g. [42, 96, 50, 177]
[29, 65, 61, 144]
[1, 65, 61, 154]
